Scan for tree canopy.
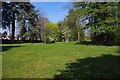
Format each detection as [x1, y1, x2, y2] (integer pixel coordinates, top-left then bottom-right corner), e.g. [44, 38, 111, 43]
[63, 2, 120, 45]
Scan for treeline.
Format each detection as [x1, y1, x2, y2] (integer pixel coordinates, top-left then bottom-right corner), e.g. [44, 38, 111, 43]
[1, 2, 120, 45]
[2, 2, 59, 44]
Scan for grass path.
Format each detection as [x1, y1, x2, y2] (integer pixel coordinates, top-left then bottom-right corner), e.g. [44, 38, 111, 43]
[2, 42, 118, 78]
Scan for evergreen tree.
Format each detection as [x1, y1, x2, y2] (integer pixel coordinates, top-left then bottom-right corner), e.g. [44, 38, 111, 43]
[2, 2, 38, 41]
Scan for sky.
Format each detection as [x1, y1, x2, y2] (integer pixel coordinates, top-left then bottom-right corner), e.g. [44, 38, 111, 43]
[31, 2, 71, 23]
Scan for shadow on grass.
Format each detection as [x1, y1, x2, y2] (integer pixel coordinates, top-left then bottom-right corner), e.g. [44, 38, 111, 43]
[54, 54, 120, 80]
[0, 46, 20, 52]
[75, 41, 119, 46]
[1, 39, 42, 44]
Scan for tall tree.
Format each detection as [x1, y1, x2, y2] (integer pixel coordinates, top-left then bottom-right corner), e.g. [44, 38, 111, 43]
[2, 2, 38, 41]
[68, 2, 120, 45]
[61, 18, 71, 42]
[66, 8, 85, 42]
[2, 2, 19, 41]
[17, 2, 39, 40]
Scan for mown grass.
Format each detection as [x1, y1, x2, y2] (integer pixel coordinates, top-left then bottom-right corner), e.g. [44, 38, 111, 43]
[2, 42, 119, 78]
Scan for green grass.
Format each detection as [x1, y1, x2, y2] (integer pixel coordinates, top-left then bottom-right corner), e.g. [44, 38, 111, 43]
[2, 42, 119, 78]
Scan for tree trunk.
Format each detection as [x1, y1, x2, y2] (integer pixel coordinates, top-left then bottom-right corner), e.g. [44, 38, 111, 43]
[76, 18, 81, 43]
[78, 31, 80, 42]
[104, 32, 108, 45]
[43, 35, 46, 44]
[12, 10, 15, 42]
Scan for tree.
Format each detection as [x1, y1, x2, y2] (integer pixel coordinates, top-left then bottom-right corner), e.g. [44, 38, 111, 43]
[57, 21, 66, 41]
[65, 9, 85, 42]
[86, 2, 119, 45]
[36, 16, 49, 41]
[58, 19, 71, 42]
[18, 3, 39, 41]
[2, 2, 38, 42]
[67, 2, 120, 45]
[43, 22, 60, 44]
[2, 2, 16, 41]
[23, 27, 37, 42]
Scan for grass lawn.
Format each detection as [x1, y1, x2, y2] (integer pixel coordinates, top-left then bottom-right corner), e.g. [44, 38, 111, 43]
[2, 42, 119, 78]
